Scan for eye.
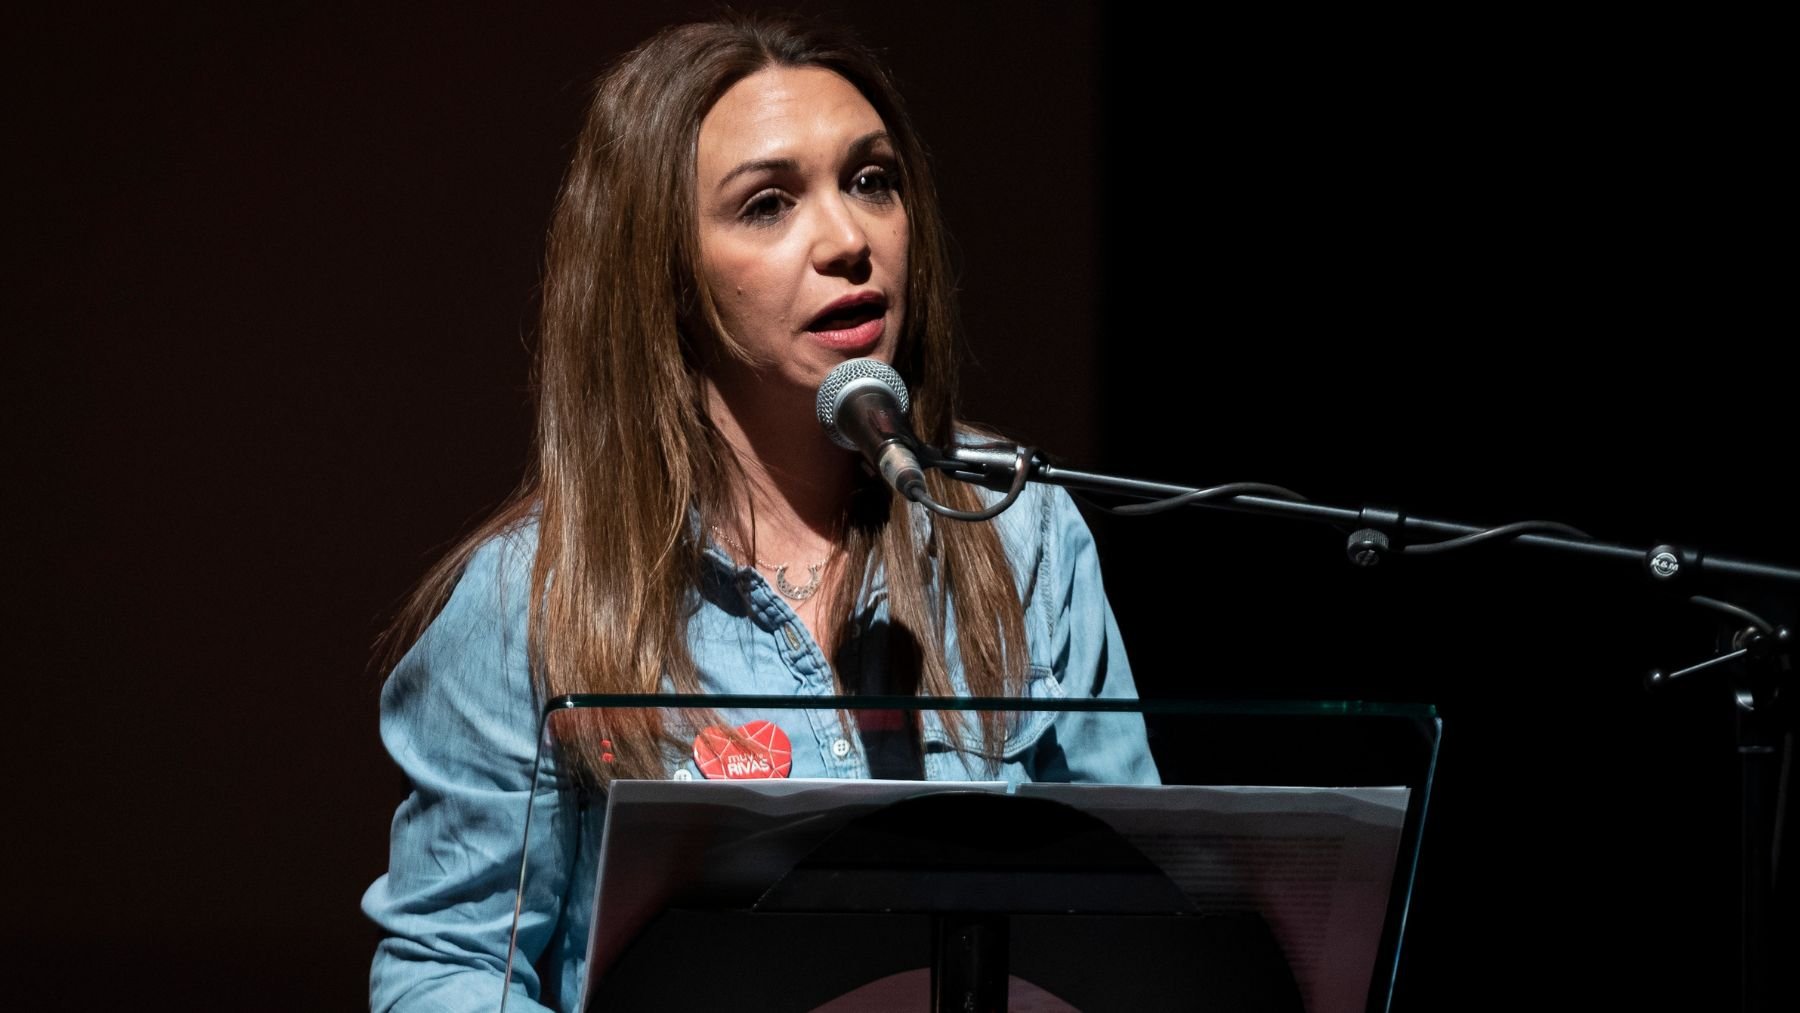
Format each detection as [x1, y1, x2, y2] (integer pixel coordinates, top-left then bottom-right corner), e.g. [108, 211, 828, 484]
[739, 189, 792, 225]
[849, 165, 898, 202]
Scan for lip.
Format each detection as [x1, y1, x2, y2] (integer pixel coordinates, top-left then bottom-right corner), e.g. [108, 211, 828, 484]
[804, 291, 889, 352]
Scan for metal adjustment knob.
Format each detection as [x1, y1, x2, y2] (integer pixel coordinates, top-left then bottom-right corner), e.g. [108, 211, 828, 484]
[1347, 528, 1390, 568]
[1645, 543, 1683, 580]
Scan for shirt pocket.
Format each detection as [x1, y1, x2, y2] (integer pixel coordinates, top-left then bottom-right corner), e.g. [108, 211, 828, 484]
[921, 664, 1063, 780]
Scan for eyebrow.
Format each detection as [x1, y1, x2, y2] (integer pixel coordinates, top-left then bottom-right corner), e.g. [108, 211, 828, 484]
[713, 130, 894, 194]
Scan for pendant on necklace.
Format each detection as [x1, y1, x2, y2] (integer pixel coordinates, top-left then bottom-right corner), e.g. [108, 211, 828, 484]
[773, 563, 822, 601]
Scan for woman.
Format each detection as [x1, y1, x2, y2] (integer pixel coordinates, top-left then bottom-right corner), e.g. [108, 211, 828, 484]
[363, 14, 1156, 1011]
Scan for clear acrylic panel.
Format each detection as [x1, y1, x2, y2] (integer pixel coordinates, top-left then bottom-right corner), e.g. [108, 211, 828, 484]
[511, 695, 1438, 1013]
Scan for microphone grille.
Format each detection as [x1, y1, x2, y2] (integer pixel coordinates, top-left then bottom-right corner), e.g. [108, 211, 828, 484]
[815, 358, 910, 449]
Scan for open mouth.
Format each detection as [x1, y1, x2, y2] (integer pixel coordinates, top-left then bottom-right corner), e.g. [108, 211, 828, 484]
[807, 297, 886, 333]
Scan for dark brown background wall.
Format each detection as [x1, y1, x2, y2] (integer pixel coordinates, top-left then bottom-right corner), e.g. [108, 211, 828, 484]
[15, 4, 1791, 1009]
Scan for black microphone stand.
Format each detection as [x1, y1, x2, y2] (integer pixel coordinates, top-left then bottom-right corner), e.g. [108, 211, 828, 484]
[927, 444, 1797, 1013]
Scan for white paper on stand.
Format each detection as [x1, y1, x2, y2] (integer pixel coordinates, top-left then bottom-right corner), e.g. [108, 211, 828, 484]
[1019, 783, 1410, 1013]
[585, 779, 1008, 983]
[585, 779, 1409, 1013]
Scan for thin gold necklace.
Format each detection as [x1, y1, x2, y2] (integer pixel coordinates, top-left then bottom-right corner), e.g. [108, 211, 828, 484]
[711, 526, 826, 602]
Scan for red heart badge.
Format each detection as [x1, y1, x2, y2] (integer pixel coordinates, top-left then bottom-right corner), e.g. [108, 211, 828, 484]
[693, 720, 793, 780]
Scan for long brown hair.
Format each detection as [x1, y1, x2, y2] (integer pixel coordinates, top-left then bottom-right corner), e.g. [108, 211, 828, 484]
[383, 14, 1027, 781]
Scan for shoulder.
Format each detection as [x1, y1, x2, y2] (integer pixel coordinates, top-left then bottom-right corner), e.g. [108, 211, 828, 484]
[423, 518, 541, 644]
[461, 518, 541, 603]
[945, 432, 1095, 598]
[989, 478, 1077, 566]
[383, 518, 543, 744]
[948, 433, 1085, 547]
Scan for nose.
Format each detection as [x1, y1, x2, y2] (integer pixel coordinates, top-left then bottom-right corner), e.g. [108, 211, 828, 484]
[810, 194, 872, 281]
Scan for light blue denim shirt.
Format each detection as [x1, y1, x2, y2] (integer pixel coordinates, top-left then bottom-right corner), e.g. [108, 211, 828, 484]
[362, 483, 1158, 1011]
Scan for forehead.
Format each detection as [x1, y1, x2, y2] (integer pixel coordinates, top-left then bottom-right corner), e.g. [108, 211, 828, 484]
[696, 66, 887, 176]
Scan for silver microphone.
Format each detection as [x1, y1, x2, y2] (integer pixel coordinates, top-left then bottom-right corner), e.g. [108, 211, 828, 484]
[815, 358, 927, 501]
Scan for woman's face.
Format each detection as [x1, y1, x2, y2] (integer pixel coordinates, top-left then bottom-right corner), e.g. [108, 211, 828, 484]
[694, 65, 908, 394]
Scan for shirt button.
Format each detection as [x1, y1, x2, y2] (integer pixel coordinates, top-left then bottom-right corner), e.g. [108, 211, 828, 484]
[672, 769, 693, 781]
[831, 738, 852, 759]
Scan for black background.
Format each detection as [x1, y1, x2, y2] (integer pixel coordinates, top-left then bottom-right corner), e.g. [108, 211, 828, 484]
[15, 3, 1791, 1009]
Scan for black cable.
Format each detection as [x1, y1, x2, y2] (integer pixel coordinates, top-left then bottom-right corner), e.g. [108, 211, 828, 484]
[1688, 594, 1777, 635]
[915, 444, 1033, 522]
[1076, 482, 1309, 516]
[1399, 520, 1592, 555]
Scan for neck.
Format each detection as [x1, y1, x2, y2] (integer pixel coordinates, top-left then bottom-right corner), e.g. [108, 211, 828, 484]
[703, 367, 857, 546]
